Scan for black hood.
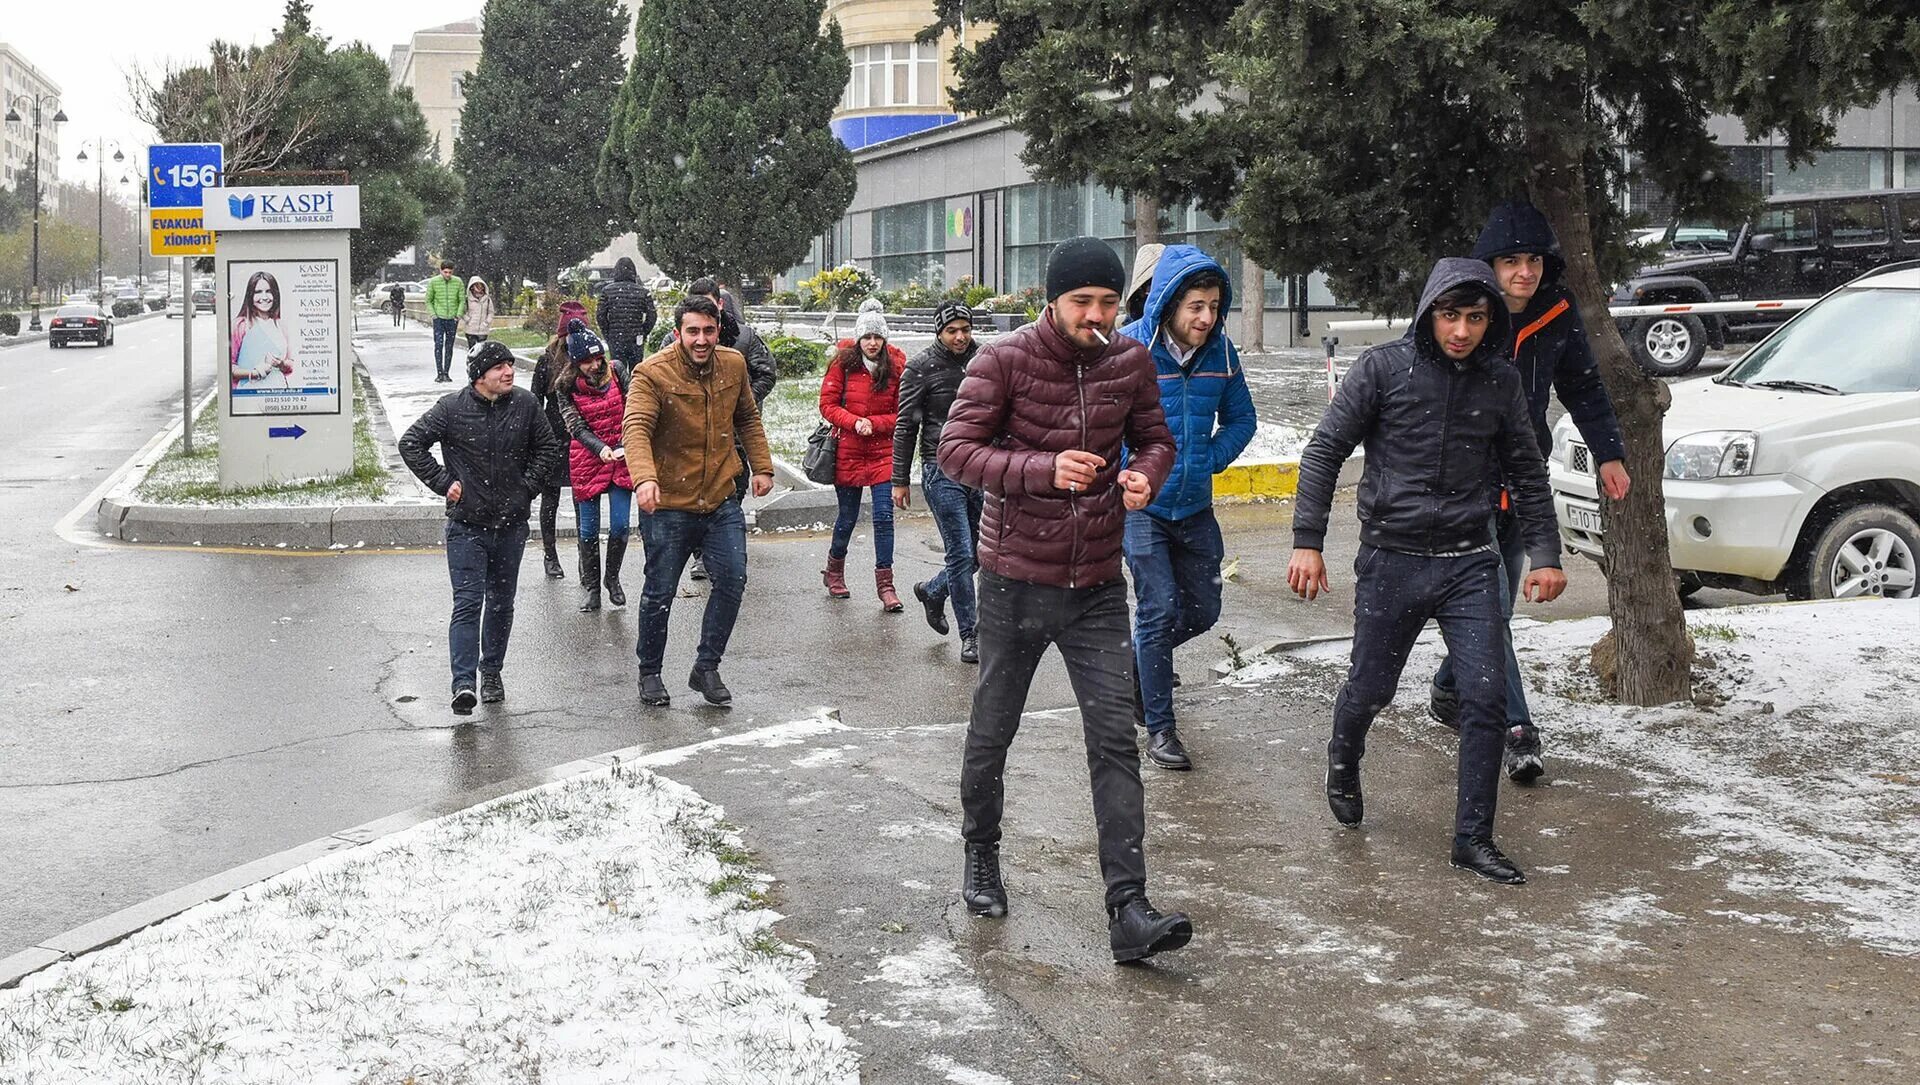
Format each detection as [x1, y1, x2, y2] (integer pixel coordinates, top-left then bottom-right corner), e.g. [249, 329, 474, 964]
[1470, 200, 1566, 286]
[613, 256, 638, 283]
[1408, 257, 1513, 368]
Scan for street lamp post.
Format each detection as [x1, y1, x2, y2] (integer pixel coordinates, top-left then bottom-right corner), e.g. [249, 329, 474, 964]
[76, 138, 125, 305]
[5, 94, 68, 331]
[117, 157, 145, 305]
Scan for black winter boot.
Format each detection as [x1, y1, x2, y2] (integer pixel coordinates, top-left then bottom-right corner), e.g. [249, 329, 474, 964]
[540, 490, 564, 578]
[603, 534, 628, 607]
[1107, 896, 1193, 963]
[578, 539, 602, 612]
[961, 843, 1008, 917]
[1326, 750, 1364, 827]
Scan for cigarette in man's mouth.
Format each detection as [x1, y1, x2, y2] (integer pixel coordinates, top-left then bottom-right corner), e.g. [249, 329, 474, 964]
[1090, 328, 1110, 345]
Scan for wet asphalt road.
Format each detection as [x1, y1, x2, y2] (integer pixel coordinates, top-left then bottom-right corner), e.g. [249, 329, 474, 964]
[4, 322, 1887, 1082]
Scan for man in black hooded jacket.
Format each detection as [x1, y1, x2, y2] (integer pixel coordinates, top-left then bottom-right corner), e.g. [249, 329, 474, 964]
[1288, 258, 1567, 886]
[1428, 200, 1632, 785]
[597, 256, 657, 368]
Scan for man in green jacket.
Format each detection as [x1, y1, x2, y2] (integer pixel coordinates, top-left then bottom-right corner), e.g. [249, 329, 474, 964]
[425, 260, 468, 382]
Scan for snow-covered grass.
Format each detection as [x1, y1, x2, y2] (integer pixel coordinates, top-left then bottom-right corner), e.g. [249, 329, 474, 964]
[1230, 598, 1920, 955]
[761, 376, 826, 464]
[0, 761, 858, 1083]
[1238, 421, 1313, 463]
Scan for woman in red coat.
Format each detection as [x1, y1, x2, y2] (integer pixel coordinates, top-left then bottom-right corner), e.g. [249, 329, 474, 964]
[820, 305, 906, 610]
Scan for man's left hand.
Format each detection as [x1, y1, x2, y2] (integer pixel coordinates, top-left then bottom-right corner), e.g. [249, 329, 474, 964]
[1522, 567, 1569, 603]
[751, 472, 773, 498]
[1598, 460, 1631, 501]
[1118, 469, 1152, 511]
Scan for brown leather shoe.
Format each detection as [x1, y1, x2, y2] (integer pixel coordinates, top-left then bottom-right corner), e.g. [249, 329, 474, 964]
[876, 567, 904, 612]
[822, 554, 850, 599]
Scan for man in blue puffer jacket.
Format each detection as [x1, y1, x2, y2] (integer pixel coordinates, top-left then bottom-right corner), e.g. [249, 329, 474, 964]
[1119, 245, 1259, 771]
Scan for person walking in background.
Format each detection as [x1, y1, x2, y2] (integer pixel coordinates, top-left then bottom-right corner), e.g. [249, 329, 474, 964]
[892, 301, 983, 662]
[528, 300, 589, 581]
[400, 340, 563, 715]
[555, 319, 633, 613]
[820, 305, 905, 611]
[1118, 245, 1259, 772]
[461, 277, 494, 350]
[426, 261, 467, 383]
[938, 235, 1193, 963]
[1124, 242, 1165, 324]
[622, 296, 774, 708]
[387, 282, 406, 327]
[1427, 199, 1632, 784]
[1287, 258, 1567, 886]
[597, 256, 657, 370]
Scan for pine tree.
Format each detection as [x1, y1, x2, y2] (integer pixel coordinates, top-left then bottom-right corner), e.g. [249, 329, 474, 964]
[281, 0, 313, 35]
[1222, 0, 1920, 704]
[925, 1, 1242, 245]
[448, 0, 626, 287]
[598, 0, 854, 283]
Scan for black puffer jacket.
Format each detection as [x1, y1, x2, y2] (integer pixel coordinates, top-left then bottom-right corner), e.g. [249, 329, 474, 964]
[528, 341, 572, 489]
[1470, 200, 1627, 466]
[596, 257, 657, 361]
[400, 385, 564, 529]
[892, 339, 977, 487]
[1292, 258, 1560, 570]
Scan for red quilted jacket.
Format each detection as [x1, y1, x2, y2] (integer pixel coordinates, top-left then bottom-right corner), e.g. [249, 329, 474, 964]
[937, 309, 1175, 589]
[819, 344, 906, 488]
[563, 374, 632, 501]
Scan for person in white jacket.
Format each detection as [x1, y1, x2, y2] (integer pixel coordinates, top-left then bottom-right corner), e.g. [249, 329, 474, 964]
[462, 277, 495, 348]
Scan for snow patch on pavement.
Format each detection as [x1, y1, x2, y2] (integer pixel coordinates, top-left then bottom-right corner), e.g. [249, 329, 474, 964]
[0, 762, 858, 1083]
[864, 940, 996, 1036]
[924, 1053, 1014, 1085]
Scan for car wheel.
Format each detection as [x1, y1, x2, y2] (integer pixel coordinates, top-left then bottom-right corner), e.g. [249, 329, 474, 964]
[1791, 504, 1919, 601]
[1629, 315, 1707, 377]
[1677, 572, 1704, 599]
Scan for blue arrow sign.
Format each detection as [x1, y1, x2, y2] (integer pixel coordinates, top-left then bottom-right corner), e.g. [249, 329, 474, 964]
[268, 425, 307, 440]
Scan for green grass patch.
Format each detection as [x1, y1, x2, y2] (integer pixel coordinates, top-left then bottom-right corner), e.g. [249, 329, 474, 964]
[135, 373, 391, 506]
[1692, 621, 1739, 643]
[760, 377, 824, 463]
[486, 327, 549, 350]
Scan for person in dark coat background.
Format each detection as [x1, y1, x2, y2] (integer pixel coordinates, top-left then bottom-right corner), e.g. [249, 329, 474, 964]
[529, 299, 590, 580]
[892, 301, 983, 662]
[596, 256, 657, 368]
[1428, 200, 1632, 785]
[819, 304, 906, 611]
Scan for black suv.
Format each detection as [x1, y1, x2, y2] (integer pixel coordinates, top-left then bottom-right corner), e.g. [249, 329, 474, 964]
[1614, 188, 1920, 375]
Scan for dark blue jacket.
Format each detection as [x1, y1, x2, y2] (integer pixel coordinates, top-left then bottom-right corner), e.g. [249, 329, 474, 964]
[1293, 258, 1561, 570]
[1117, 244, 1258, 521]
[1471, 200, 1627, 466]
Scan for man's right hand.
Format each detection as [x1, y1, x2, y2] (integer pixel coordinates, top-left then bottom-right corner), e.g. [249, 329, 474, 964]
[446, 481, 463, 503]
[635, 480, 661, 514]
[1053, 449, 1105, 492]
[892, 487, 910, 510]
[1287, 548, 1330, 600]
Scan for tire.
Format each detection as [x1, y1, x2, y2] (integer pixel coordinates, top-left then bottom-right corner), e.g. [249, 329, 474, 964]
[1629, 315, 1707, 377]
[1677, 572, 1704, 599]
[1789, 503, 1920, 600]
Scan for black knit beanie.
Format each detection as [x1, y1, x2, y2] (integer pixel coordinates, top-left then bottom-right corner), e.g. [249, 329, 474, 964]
[1044, 236, 1126, 301]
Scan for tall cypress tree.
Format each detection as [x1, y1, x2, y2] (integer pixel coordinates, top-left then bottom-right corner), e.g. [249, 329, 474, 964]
[449, 0, 626, 286]
[598, 0, 854, 283]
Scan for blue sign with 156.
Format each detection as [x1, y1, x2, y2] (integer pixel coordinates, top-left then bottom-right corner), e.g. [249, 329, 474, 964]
[148, 143, 224, 209]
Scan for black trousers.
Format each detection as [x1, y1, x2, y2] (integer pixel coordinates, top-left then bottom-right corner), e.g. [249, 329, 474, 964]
[1330, 545, 1507, 840]
[961, 571, 1148, 908]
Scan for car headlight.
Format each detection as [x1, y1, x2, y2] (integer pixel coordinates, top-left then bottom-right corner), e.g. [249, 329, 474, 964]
[1664, 431, 1757, 480]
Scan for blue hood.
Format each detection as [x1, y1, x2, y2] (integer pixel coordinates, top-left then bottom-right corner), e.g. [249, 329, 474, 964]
[1120, 244, 1233, 351]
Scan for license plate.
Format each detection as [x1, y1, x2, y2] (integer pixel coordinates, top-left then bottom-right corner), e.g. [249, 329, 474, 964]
[1564, 503, 1604, 534]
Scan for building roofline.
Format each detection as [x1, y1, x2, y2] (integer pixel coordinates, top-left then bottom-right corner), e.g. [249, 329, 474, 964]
[851, 113, 1009, 163]
[0, 41, 64, 95]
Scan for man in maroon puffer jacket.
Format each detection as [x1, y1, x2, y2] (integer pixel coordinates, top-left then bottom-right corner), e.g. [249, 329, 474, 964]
[938, 236, 1193, 963]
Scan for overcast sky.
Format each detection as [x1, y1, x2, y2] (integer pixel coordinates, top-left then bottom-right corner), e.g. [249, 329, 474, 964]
[5, 2, 482, 185]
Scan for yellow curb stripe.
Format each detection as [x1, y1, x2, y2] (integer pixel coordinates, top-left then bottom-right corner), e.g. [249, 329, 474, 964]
[1213, 461, 1300, 502]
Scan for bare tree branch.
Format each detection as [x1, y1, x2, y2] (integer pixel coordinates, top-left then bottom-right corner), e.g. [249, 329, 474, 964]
[125, 40, 317, 177]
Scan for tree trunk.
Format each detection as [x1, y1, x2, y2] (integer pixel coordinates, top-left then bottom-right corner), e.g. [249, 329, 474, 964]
[1241, 252, 1266, 351]
[1133, 192, 1160, 248]
[1526, 130, 1693, 706]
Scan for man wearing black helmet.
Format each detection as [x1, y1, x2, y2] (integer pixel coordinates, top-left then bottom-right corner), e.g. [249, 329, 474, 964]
[400, 339, 565, 715]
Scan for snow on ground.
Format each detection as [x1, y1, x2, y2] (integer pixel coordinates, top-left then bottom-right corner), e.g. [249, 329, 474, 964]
[1230, 598, 1920, 955]
[0, 762, 858, 1084]
[1240, 422, 1314, 463]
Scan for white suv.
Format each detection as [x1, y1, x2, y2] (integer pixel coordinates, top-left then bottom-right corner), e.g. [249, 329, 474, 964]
[1550, 262, 1920, 600]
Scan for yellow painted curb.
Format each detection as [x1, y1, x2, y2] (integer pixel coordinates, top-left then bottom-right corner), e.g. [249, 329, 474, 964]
[1213, 460, 1300, 502]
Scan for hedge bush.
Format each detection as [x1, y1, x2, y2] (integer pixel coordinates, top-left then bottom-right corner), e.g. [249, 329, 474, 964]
[765, 334, 827, 379]
[0, 313, 19, 336]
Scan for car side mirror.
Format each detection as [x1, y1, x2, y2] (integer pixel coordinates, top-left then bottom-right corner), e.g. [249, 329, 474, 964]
[1747, 233, 1778, 256]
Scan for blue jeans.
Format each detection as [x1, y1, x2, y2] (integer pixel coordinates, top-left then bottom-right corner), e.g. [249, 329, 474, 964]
[575, 488, 632, 540]
[445, 519, 529, 690]
[830, 482, 894, 567]
[635, 498, 747, 675]
[920, 462, 983, 637]
[1431, 511, 1530, 727]
[432, 317, 459, 376]
[1124, 508, 1225, 734]
[1332, 546, 1506, 840]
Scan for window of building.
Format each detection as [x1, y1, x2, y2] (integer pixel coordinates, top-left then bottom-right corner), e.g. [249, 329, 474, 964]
[842, 43, 941, 111]
[452, 70, 465, 103]
[1003, 182, 1129, 291]
[871, 199, 946, 288]
[1767, 148, 1887, 195]
[1828, 199, 1888, 245]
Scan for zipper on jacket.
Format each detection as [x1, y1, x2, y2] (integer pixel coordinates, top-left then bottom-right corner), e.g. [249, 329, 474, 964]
[1431, 364, 1458, 555]
[1071, 363, 1088, 590]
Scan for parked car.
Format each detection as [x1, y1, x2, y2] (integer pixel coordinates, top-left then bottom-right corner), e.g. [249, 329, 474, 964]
[49, 305, 114, 348]
[1613, 188, 1920, 376]
[1553, 261, 1920, 601]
